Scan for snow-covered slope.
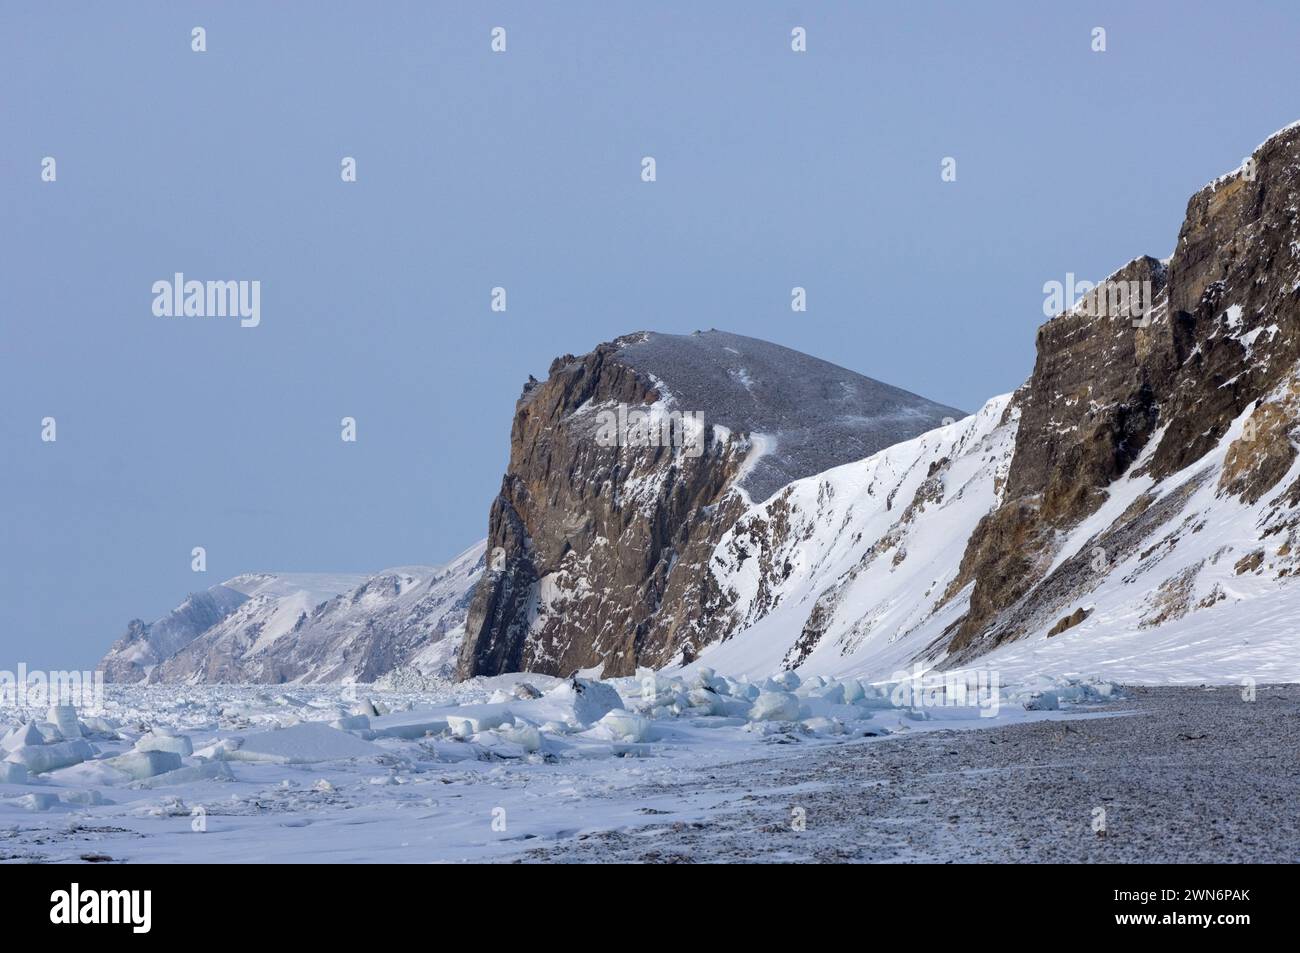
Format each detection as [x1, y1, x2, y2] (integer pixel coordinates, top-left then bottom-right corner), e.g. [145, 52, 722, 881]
[459, 330, 964, 679]
[99, 573, 367, 684]
[98, 584, 252, 682]
[100, 544, 485, 685]
[690, 395, 1017, 679]
[147, 543, 485, 684]
[690, 375, 1300, 686]
[683, 121, 1300, 688]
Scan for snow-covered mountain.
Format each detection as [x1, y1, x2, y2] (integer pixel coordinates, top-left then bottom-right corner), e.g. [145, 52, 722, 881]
[458, 330, 964, 679]
[463, 120, 1300, 688]
[98, 583, 252, 682]
[687, 121, 1300, 686]
[97, 121, 1300, 691]
[99, 544, 485, 685]
[693, 394, 1018, 679]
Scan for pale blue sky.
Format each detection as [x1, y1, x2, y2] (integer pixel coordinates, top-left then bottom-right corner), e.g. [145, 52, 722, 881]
[4, 1, 1299, 666]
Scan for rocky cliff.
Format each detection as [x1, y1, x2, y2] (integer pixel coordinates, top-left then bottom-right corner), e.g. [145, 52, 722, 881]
[688, 121, 1300, 683]
[99, 122, 1300, 688]
[457, 330, 965, 679]
[944, 121, 1300, 664]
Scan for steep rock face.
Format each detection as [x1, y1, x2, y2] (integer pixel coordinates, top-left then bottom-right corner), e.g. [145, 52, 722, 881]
[944, 122, 1300, 663]
[458, 330, 964, 679]
[672, 121, 1300, 685]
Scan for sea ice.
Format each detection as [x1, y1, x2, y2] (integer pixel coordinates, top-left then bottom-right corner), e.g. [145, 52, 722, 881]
[5, 739, 96, 774]
[136, 730, 194, 757]
[1, 721, 44, 752]
[224, 722, 384, 764]
[592, 709, 652, 742]
[748, 691, 801, 722]
[47, 705, 83, 739]
[105, 750, 184, 780]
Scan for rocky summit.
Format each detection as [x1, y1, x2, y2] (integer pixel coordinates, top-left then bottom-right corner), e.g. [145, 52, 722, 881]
[98, 122, 1300, 692]
[463, 120, 1300, 686]
[456, 329, 964, 679]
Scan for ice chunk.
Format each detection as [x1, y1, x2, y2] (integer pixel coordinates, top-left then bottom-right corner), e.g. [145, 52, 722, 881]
[193, 738, 242, 761]
[495, 722, 543, 752]
[225, 722, 384, 764]
[80, 715, 121, 737]
[47, 705, 83, 739]
[15, 792, 59, 812]
[593, 709, 651, 742]
[764, 671, 801, 692]
[512, 682, 543, 700]
[62, 789, 106, 806]
[686, 688, 723, 714]
[1, 721, 45, 752]
[329, 714, 371, 732]
[802, 716, 845, 736]
[1023, 691, 1059, 711]
[104, 750, 183, 780]
[748, 692, 801, 722]
[136, 730, 194, 757]
[5, 739, 95, 774]
[446, 705, 513, 739]
[812, 682, 846, 704]
[545, 678, 622, 726]
[853, 683, 895, 709]
[133, 760, 235, 788]
[689, 667, 729, 693]
[369, 712, 448, 740]
[0, 762, 29, 784]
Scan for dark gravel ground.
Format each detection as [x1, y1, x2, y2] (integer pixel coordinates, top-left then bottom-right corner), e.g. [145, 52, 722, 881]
[517, 685, 1300, 863]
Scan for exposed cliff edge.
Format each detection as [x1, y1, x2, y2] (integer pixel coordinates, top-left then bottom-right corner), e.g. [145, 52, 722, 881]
[691, 121, 1300, 683]
[457, 330, 965, 679]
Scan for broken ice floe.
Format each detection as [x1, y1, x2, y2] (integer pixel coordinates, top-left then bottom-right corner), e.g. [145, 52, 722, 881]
[0, 669, 1109, 849]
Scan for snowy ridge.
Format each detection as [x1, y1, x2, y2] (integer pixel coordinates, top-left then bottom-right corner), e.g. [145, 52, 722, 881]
[973, 367, 1300, 685]
[691, 394, 1018, 680]
[100, 544, 485, 685]
[687, 358, 1300, 688]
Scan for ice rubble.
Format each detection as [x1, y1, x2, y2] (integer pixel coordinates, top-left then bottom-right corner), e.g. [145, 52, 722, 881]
[0, 668, 1111, 846]
[221, 722, 385, 765]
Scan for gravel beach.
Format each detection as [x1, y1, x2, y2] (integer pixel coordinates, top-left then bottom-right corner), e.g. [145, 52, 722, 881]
[519, 685, 1300, 863]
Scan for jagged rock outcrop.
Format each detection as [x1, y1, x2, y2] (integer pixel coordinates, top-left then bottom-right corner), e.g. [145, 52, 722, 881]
[98, 122, 1300, 688]
[458, 330, 964, 679]
[688, 121, 1300, 683]
[945, 122, 1300, 663]
[100, 545, 484, 685]
[98, 585, 250, 682]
